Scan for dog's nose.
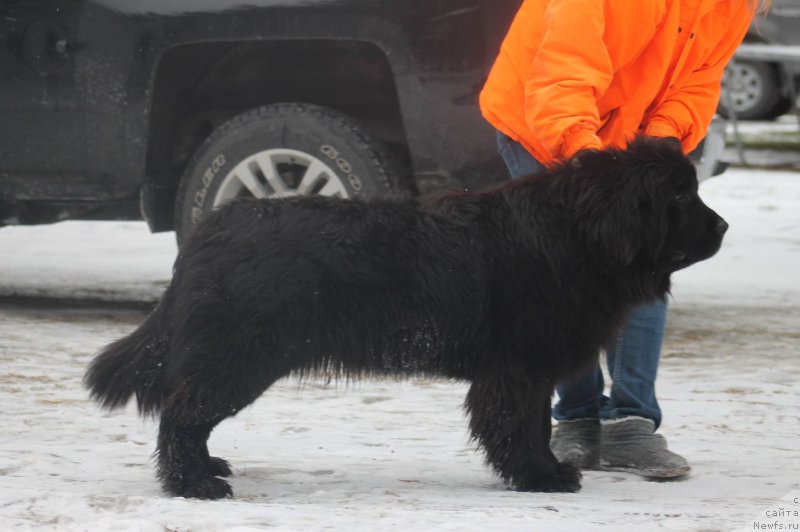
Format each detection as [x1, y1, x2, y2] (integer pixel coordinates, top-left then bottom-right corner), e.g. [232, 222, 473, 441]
[716, 217, 729, 235]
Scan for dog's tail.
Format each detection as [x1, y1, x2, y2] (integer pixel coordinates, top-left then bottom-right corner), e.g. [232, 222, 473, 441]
[84, 286, 174, 416]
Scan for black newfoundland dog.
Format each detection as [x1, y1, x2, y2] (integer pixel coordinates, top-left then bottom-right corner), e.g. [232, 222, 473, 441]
[86, 137, 727, 499]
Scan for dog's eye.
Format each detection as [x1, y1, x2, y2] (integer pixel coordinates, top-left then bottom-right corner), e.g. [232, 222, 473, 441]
[674, 193, 690, 204]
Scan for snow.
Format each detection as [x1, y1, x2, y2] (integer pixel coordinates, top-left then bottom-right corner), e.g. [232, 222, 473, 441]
[1, 167, 799, 531]
[723, 115, 800, 169]
[0, 221, 175, 303]
[727, 114, 800, 139]
[669, 168, 800, 307]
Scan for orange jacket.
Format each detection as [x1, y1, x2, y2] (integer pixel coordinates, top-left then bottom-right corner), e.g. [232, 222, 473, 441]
[480, 0, 754, 164]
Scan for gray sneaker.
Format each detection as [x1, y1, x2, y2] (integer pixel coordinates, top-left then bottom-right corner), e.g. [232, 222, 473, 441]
[599, 416, 691, 478]
[550, 418, 600, 470]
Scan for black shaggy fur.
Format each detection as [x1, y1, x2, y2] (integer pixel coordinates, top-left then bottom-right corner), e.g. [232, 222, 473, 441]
[85, 137, 727, 499]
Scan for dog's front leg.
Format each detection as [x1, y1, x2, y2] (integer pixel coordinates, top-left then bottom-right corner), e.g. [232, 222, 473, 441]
[465, 374, 581, 493]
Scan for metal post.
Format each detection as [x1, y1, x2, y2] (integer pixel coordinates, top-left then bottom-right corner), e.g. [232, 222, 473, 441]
[723, 58, 748, 166]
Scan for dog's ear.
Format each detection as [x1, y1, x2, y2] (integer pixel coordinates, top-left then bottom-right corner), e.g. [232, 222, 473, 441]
[576, 180, 644, 267]
[571, 139, 680, 267]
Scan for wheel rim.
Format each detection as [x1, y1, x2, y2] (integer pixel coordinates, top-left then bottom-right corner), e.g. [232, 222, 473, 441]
[723, 64, 765, 113]
[213, 148, 349, 207]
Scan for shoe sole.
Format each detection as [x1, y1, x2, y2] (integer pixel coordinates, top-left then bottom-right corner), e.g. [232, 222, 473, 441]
[598, 463, 691, 479]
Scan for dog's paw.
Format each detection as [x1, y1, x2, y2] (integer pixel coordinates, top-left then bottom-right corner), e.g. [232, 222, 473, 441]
[206, 456, 233, 477]
[512, 462, 582, 493]
[167, 475, 234, 500]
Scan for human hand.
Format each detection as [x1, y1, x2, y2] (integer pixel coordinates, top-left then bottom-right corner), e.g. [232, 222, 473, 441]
[568, 146, 602, 169]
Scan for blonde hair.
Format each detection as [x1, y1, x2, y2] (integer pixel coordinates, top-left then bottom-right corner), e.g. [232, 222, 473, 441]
[752, 0, 772, 14]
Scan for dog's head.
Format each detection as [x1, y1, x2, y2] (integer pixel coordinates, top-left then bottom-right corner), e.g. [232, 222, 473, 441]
[568, 137, 727, 278]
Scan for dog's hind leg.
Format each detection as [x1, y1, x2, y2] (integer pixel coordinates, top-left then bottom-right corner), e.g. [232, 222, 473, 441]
[202, 451, 233, 478]
[155, 368, 276, 499]
[156, 407, 231, 499]
[465, 373, 582, 493]
[154, 322, 285, 499]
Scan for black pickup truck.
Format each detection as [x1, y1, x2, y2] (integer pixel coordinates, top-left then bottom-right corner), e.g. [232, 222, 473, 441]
[0, 0, 525, 241]
[0, 1, 728, 242]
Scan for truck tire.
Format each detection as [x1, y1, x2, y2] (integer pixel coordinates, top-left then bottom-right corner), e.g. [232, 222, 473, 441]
[719, 61, 791, 121]
[174, 103, 405, 243]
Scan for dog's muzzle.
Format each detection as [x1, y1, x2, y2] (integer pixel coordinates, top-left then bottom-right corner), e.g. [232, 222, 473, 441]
[715, 217, 729, 236]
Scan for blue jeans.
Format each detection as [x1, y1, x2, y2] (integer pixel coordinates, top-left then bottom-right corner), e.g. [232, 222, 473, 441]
[495, 131, 666, 428]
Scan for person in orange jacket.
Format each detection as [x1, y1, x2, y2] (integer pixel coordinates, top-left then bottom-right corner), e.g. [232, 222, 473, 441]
[480, 0, 764, 478]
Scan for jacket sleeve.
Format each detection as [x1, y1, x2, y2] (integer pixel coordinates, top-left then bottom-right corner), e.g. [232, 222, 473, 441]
[644, 7, 753, 152]
[523, 0, 612, 160]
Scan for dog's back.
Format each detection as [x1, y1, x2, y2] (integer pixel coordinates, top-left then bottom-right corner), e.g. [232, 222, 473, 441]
[172, 196, 494, 387]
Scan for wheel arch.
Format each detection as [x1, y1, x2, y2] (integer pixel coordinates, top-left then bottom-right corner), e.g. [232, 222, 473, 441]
[142, 39, 411, 232]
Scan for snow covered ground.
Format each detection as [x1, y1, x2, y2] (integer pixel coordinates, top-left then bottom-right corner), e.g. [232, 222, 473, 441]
[724, 115, 800, 168]
[0, 167, 798, 531]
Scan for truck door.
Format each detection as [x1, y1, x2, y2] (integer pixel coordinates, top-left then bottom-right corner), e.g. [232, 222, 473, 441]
[0, 0, 85, 198]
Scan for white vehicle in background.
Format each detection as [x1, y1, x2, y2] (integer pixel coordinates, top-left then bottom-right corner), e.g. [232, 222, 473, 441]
[720, 0, 800, 120]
